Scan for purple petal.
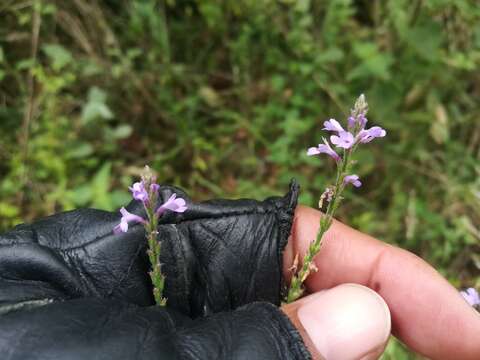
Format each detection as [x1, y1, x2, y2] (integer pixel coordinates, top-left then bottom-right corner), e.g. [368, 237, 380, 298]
[357, 126, 387, 144]
[331, 131, 355, 149]
[113, 219, 129, 234]
[120, 207, 146, 223]
[307, 138, 341, 162]
[129, 182, 144, 194]
[173, 198, 188, 212]
[322, 138, 341, 162]
[320, 140, 339, 160]
[348, 115, 367, 130]
[113, 223, 124, 234]
[323, 119, 345, 133]
[164, 195, 187, 212]
[162, 194, 177, 208]
[120, 220, 129, 232]
[150, 183, 160, 193]
[114, 207, 146, 234]
[156, 193, 188, 216]
[129, 181, 149, 202]
[174, 198, 188, 212]
[358, 114, 368, 129]
[330, 135, 340, 144]
[368, 126, 386, 137]
[347, 116, 356, 129]
[344, 174, 362, 187]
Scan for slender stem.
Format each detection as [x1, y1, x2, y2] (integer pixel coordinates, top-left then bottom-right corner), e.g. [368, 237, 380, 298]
[286, 150, 352, 303]
[145, 198, 167, 306]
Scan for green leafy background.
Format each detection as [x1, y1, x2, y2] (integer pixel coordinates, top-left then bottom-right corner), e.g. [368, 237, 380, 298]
[1, 1, 479, 357]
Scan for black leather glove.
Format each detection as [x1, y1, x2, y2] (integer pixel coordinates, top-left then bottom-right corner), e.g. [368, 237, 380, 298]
[0, 181, 311, 359]
[0, 298, 309, 359]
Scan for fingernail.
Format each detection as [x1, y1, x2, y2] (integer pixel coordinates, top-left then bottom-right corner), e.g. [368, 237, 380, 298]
[297, 283, 391, 360]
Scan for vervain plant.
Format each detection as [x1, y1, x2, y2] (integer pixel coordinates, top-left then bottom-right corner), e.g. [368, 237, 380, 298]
[286, 95, 386, 303]
[113, 166, 187, 306]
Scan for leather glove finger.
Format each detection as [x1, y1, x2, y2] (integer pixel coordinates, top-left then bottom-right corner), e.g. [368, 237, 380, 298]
[0, 298, 310, 360]
[157, 181, 299, 316]
[0, 182, 299, 316]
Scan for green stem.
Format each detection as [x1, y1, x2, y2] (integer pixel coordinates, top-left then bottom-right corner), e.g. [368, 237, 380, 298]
[286, 149, 352, 303]
[145, 202, 167, 306]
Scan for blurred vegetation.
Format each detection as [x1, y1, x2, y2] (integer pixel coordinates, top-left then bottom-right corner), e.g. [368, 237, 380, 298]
[1, 0, 480, 356]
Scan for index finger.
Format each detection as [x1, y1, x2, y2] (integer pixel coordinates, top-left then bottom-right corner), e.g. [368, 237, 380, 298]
[284, 205, 480, 359]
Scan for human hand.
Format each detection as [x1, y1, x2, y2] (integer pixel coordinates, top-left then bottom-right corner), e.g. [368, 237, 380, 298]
[282, 205, 480, 359]
[1, 183, 477, 359]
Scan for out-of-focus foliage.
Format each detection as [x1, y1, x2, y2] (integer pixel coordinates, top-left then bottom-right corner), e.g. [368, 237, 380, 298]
[1, 0, 480, 355]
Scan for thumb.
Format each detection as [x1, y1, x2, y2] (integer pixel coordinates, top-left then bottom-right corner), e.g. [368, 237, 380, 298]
[282, 283, 391, 360]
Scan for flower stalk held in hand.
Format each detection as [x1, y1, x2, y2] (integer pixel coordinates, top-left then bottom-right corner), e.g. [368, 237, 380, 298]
[113, 166, 187, 306]
[286, 95, 386, 303]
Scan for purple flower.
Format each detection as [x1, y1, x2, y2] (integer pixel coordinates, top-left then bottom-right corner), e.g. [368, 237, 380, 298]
[155, 193, 188, 216]
[323, 119, 345, 133]
[331, 131, 355, 149]
[348, 114, 367, 130]
[129, 181, 149, 203]
[356, 126, 386, 144]
[114, 207, 146, 234]
[150, 183, 160, 193]
[358, 114, 368, 129]
[307, 138, 341, 162]
[460, 288, 480, 307]
[344, 174, 362, 187]
[347, 116, 356, 129]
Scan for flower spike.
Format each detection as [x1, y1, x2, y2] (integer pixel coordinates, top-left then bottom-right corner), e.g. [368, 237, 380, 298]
[114, 166, 188, 306]
[287, 94, 386, 303]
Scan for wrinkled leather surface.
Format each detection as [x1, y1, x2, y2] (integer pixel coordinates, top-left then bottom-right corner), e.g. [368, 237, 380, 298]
[0, 181, 311, 359]
[0, 299, 309, 360]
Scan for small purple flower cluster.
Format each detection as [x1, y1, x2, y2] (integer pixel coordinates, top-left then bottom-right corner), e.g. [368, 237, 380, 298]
[307, 94, 386, 189]
[114, 180, 187, 234]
